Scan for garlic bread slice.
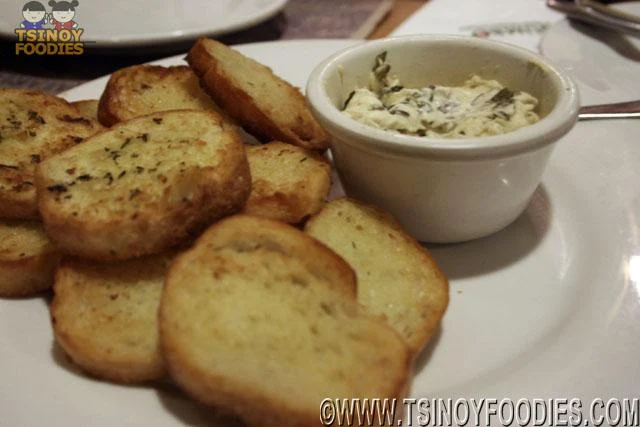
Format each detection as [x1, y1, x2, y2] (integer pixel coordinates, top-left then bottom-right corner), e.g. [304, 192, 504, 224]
[305, 198, 449, 354]
[245, 141, 331, 224]
[188, 38, 329, 151]
[97, 65, 225, 127]
[0, 219, 61, 297]
[51, 253, 173, 383]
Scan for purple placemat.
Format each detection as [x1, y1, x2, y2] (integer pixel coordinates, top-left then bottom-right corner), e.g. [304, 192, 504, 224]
[282, 0, 393, 39]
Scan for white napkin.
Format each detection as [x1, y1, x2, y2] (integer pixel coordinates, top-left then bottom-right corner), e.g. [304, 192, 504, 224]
[390, 0, 564, 52]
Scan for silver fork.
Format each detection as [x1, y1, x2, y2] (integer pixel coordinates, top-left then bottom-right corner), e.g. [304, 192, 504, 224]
[579, 100, 640, 120]
[547, 0, 640, 37]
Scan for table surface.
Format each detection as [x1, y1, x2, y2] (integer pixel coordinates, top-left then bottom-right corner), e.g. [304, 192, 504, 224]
[0, 0, 426, 94]
[370, 0, 426, 38]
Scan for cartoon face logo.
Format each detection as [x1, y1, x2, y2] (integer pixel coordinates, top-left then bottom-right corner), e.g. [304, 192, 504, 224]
[48, 0, 79, 30]
[23, 8, 45, 23]
[52, 9, 73, 23]
[21, 1, 47, 29]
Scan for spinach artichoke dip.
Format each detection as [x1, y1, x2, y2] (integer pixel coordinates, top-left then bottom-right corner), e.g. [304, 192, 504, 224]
[342, 52, 540, 138]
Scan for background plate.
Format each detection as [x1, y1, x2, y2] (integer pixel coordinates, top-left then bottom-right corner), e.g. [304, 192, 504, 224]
[1, 40, 638, 426]
[1, 0, 288, 48]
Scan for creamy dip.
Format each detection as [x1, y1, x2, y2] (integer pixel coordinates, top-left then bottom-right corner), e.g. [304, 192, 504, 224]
[342, 52, 540, 138]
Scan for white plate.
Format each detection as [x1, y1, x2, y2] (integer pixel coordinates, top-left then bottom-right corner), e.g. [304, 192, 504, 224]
[1, 0, 288, 48]
[2, 40, 639, 426]
[540, 1, 640, 104]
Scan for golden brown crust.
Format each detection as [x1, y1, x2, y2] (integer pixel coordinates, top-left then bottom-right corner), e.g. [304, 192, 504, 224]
[97, 65, 223, 127]
[244, 142, 331, 224]
[160, 215, 411, 427]
[0, 220, 61, 297]
[305, 197, 449, 355]
[97, 89, 120, 128]
[187, 38, 330, 151]
[51, 254, 172, 383]
[0, 89, 102, 219]
[0, 185, 39, 220]
[37, 110, 251, 261]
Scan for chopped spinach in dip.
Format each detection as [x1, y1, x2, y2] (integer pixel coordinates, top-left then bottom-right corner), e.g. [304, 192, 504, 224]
[342, 52, 540, 138]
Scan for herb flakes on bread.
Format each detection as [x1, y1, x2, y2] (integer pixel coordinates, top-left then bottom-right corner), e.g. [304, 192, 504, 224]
[37, 109, 251, 261]
[0, 89, 102, 219]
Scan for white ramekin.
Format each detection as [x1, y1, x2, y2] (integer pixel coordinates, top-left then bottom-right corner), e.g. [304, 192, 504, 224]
[306, 35, 580, 243]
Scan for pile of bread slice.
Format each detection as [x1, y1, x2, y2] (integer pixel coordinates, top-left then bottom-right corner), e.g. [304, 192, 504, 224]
[0, 38, 449, 426]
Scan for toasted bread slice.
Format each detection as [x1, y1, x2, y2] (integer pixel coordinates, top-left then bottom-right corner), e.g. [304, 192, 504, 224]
[187, 38, 329, 151]
[0, 89, 102, 219]
[37, 110, 251, 261]
[160, 215, 410, 427]
[71, 100, 99, 120]
[305, 198, 449, 354]
[244, 142, 331, 224]
[51, 253, 173, 383]
[97, 65, 226, 127]
[0, 220, 61, 297]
